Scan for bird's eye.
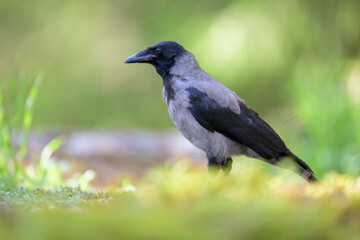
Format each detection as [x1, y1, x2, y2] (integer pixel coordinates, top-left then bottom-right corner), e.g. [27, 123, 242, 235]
[155, 48, 161, 54]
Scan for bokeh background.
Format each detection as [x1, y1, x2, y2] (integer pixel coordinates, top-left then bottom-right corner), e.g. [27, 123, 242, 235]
[1, 0, 360, 184]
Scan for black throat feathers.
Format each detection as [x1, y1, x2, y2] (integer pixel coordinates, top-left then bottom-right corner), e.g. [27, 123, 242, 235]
[154, 60, 176, 103]
[160, 72, 175, 103]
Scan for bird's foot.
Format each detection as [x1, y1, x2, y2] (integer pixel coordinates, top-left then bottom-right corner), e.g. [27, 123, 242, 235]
[221, 157, 233, 176]
[207, 156, 233, 176]
[207, 157, 221, 175]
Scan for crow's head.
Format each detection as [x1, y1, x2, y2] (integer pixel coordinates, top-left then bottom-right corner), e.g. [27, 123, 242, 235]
[124, 41, 186, 75]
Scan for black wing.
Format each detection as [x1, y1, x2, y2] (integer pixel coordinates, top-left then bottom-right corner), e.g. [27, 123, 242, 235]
[186, 87, 288, 159]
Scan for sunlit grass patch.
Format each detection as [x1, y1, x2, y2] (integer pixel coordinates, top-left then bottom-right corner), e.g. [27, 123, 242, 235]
[1, 160, 359, 240]
[0, 187, 112, 210]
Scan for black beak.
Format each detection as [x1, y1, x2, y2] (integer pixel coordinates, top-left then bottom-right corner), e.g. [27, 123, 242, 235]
[124, 49, 155, 64]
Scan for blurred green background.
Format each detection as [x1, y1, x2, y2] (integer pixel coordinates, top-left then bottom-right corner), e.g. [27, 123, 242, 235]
[0, 0, 359, 176]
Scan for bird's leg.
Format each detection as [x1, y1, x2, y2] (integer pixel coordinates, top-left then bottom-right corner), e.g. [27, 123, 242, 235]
[207, 156, 221, 175]
[221, 157, 233, 176]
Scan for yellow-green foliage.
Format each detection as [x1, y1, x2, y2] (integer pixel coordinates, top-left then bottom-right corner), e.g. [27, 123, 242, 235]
[1, 160, 359, 240]
[1, 0, 359, 129]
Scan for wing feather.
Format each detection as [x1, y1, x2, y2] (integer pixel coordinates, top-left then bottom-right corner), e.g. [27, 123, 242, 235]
[186, 87, 288, 159]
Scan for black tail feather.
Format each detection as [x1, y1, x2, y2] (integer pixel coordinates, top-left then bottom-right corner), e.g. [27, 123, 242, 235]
[297, 163, 318, 183]
[277, 151, 317, 183]
[289, 152, 314, 174]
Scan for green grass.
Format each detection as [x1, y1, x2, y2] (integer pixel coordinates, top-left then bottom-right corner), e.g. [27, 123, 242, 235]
[0, 73, 94, 191]
[291, 60, 360, 176]
[0, 73, 42, 189]
[0, 187, 112, 209]
[0, 161, 360, 240]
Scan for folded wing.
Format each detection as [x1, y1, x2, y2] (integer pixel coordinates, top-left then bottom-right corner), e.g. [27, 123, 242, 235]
[186, 87, 289, 160]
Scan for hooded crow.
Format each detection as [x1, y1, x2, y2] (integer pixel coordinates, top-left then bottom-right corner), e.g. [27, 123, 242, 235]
[124, 41, 317, 183]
